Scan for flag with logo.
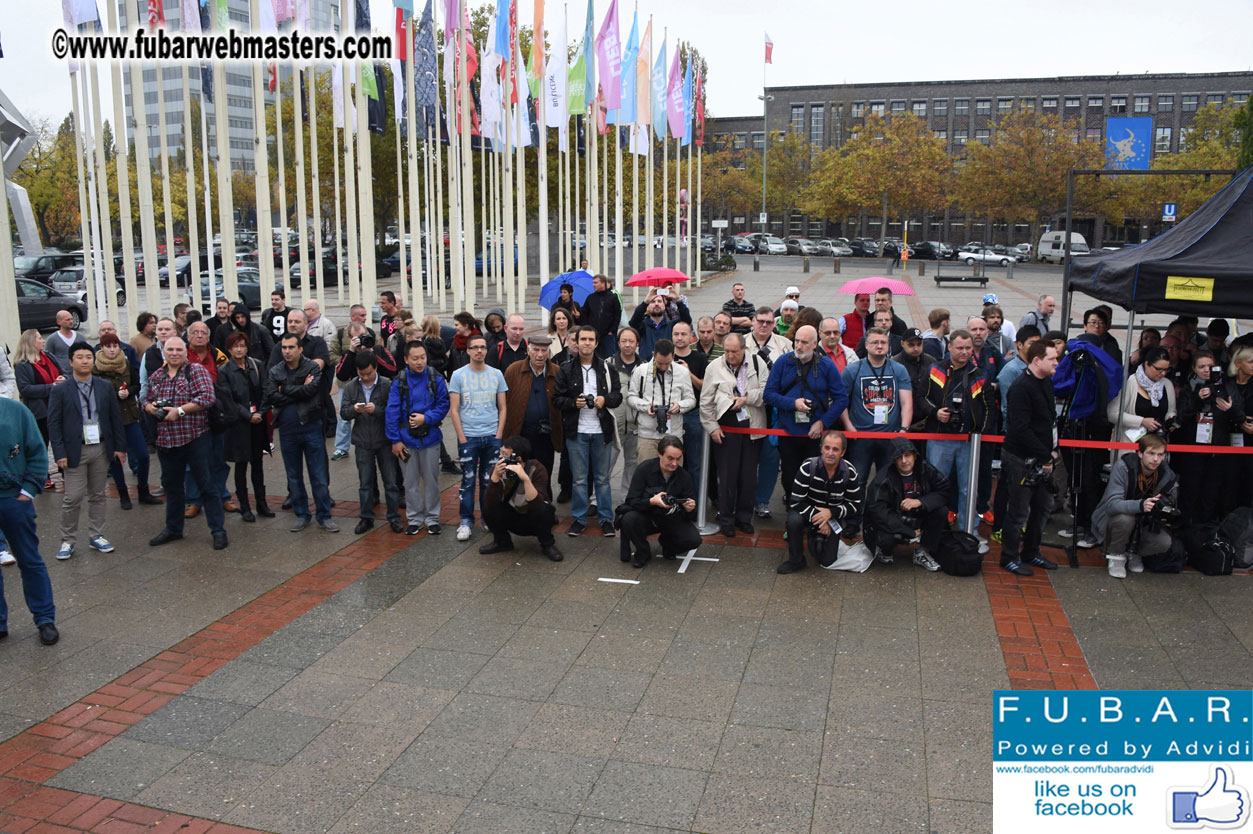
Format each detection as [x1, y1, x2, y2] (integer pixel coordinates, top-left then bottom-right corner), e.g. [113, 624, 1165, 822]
[666, 47, 683, 141]
[616, 13, 637, 124]
[147, 0, 164, 28]
[694, 69, 704, 147]
[543, 5, 566, 128]
[568, 34, 587, 114]
[414, 0, 436, 130]
[650, 38, 666, 140]
[764, 32, 773, 64]
[680, 57, 693, 147]
[594, 0, 620, 110]
[635, 20, 650, 128]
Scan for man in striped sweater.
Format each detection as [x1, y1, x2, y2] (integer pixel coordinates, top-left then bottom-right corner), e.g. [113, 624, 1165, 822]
[779, 430, 862, 574]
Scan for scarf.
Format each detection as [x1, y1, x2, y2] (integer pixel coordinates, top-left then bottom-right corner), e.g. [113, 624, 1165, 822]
[452, 327, 481, 352]
[32, 353, 60, 385]
[1135, 364, 1166, 407]
[94, 350, 129, 377]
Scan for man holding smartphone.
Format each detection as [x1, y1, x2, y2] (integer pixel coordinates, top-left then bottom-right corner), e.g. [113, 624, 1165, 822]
[341, 352, 403, 535]
[386, 341, 450, 536]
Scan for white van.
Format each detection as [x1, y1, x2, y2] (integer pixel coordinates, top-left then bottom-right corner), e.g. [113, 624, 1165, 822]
[1036, 231, 1089, 264]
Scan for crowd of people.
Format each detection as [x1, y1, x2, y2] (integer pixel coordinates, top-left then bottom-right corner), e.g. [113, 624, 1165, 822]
[2, 278, 1250, 643]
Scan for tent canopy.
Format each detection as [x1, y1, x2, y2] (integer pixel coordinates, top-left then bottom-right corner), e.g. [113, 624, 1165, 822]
[1067, 165, 1253, 318]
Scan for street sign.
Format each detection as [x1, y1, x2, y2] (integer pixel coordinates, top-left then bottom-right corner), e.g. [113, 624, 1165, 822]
[758, 212, 768, 225]
[711, 219, 728, 229]
[1162, 203, 1177, 222]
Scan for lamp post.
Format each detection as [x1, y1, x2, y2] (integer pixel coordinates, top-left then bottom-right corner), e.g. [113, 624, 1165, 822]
[758, 92, 774, 259]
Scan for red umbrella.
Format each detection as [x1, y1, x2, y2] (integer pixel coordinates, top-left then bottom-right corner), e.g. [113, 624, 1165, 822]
[626, 267, 690, 287]
[837, 277, 915, 296]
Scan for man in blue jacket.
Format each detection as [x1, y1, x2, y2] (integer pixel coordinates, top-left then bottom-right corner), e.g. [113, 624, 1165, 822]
[764, 325, 849, 502]
[387, 340, 451, 535]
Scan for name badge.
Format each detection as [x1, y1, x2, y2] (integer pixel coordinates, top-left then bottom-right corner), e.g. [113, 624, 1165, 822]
[795, 410, 811, 424]
[827, 519, 842, 537]
[1232, 434, 1245, 448]
[83, 422, 101, 445]
[1195, 415, 1214, 445]
[873, 404, 888, 425]
[736, 408, 750, 424]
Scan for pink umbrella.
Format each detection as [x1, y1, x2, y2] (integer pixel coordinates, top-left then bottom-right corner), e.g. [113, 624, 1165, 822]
[627, 267, 690, 287]
[837, 277, 915, 296]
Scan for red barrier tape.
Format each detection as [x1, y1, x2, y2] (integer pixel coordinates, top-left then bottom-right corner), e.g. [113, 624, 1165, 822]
[717, 425, 1253, 455]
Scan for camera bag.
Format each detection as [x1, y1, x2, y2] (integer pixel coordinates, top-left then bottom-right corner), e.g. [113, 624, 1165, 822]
[1182, 523, 1236, 576]
[934, 530, 982, 576]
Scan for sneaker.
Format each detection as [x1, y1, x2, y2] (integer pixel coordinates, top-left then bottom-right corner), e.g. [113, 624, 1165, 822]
[1027, 555, 1058, 570]
[912, 548, 941, 572]
[947, 511, 957, 524]
[873, 546, 893, 564]
[428, 524, 441, 535]
[88, 537, 115, 553]
[600, 520, 616, 538]
[1127, 553, 1145, 574]
[1057, 527, 1076, 539]
[317, 519, 341, 533]
[149, 486, 165, 497]
[55, 542, 74, 561]
[567, 520, 586, 537]
[0, 550, 14, 566]
[990, 529, 1003, 544]
[330, 450, 349, 461]
[1002, 560, 1034, 576]
[980, 510, 995, 525]
[977, 536, 990, 555]
[1075, 531, 1099, 549]
[406, 524, 425, 535]
[1107, 554, 1127, 579]
[456, 523, 472, 541]
[754, 503, 772, 519]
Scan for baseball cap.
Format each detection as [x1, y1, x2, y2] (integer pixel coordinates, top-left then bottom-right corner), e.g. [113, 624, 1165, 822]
[902, 328, 924, 342]
[982, 293, 999, 305]
[785, 286, 800, 296]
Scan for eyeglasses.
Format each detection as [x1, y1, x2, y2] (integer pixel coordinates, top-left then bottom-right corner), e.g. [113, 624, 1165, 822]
[1150, 364, 1170, 372]
[469, 345, 487, 351]
[821, 330, 839, 336]
[787, 294, 800, 299]
[754, 319, 773, 326]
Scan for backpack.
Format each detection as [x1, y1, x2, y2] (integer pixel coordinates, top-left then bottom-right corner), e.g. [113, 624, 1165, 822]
[1142, 535, 1187, 573]
[1182, 523, 1236, 576]
[934, 530, 983, 576]
[1217, 507, 1253, 568]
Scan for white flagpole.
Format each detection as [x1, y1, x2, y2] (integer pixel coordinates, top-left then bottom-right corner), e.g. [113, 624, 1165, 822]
[436, 125, 450, 311]
[155, 64, 176, 316]
[102, 1, 137, 322]
[294, 70, 310, 310]
[673, 137, 680, 276]
[574, 118, 580, 270]
[614, 124, 623, 292]
[662, 119, 668, 270]
[687, 132, 694, 280]
[601, 122, 607, 267]
[199, 83, 214, 311]
[502, 50, 517, 315]
[494, 144, 503, 303]
[444, 40, 462, 312]
[71, 71, 99, 332]
[356, 65, 377, 313]
[309, 70, 324, 303]
[405, 22, 425, 318]
[395, 108, 408, 309]
[587, 104, 598, 274]
[342, 61, 360, 306]
[128, 61, 158, 325]
[478, 118, 489, 301]
[457, 0, 476, 315]
[332, 119, 344, 304]
[558, 126, 567, 275]
[696, 140, 702, 286]
[424, 124, 437, 305]
[184, 65, 201, 315]
[212, 16, 237, 304]
[514, 103, 528, 316]
[247, 8, 273, 310]
[631, 124, 638, 303]
[276, 75, 291, 297]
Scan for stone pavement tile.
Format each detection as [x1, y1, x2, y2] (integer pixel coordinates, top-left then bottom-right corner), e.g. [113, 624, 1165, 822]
[379, 735, 511, 797]
[307, 629, 426, 681]
[124, 695, 251, 750]
[741, 646, 836, 689]
[206, 708, 329, 766]
[289, 602, 385, 637]
[421, 693, 542, 745]
[810, 785, 929, 834]
[497, 626, 598, 665]
[676, 612, 762, 651]
[449, 799, 576, 834]
[575, 634, 673, 674]
[637, 674, 739, 723]
[550, 666, 654, 712]
[466, 657, 573, 701]
[224, 765, 370, 834]
[549, 571, 633, 606]
[713, 724, 823, 782]
[457, 592, 548, 625]
[481, 568, 573, 598]
[0, 641, 160, 719]
[287, 720, 418, 781]
[729, 682, 829, 733]
[421, 614, 520, 656]
[1076, 642, 1186, 689]
[58, 602, 148, 642]
[612, 713, 725, 771]
[384, 647, 491, 690]
[922, 700, 992, 803]
[569, 819, 673, 834]
[108, 611, 211, 649]
[692, 773, 816, 834]
[1164, 638, 1253, 688]
[657, 636, 753, 681]
[596, 603, 687, 638]
[819, 732, 927, 796]
[135, 751, 276, 820]
[919, 650, 1010, 701]
[831, 655, 922, 697]
[48, 737, 190, 799]
[688, 586, 772, 618]
[342, 681, 456, 735]
[237, 628, 346, 669]
[185, 661, 299, 707]
[525, 598, 618, 633]
[582, 760, 707, 830]
[754, 615, 841, 653]
[515, 703, 632, 759]
[826, 689, 924, 742]
[387, 587, 478, 620]
[327, 784, 469, 834]
[837, 623, 921, 661]
[258, 670, 377, 720]
[0, 712, 34, 744]
[479, 747, 606, 815]
[928, 798, 993, 834]
[838, 597, 919, 629]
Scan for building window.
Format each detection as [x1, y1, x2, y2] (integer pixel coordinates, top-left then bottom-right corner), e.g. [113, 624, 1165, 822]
[996, 98, 1012, 113]
[1155, 126, 1172, 154]
[912, 100, 927, 117]
[1182, 95, 1198, 112]
[1086, 127, 1102, 142]
[870, 101, 885, 116]
[751, 132, 764, 149]
[1020, 97, 1036, 112]
[1110, 96, 1127, 114]
[1069, 129, 1080, 144]
[1134, 95, 1151, 113]
[848, 131, 860, 142]
[975, 129, 991, 145]
[1087, 96, 1103, 109]
[1064, 96, 1080, 109]
[790, 105, 805, 135]
[890, 100, 905, 114]
[851, 101, 865, 117]
[1179, 127, 1193, 151]
[954, 129, 968, 145]
[975, 99, 991, 115]
[1233, 93, 1249, 106]
[1207, 93, 1224, 108]
[1158, 95, 1174, 112]
[933, 99, 948, 116]
[934, 129, 947, 141]
[1042, 97, 1058, 109]
[954, 98, 969, 116]
[810, 104, 824, 147]
[732, 133, 746, 150]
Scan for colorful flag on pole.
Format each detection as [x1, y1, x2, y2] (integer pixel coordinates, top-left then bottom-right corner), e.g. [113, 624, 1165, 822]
[666, 47, 683, 140]
[394, 9, 408, 61]
[694, 69, 704, 147]
[391, 57, 404, 123]
[180, 0, 199, 32]
[650, 38, 666, 140]
[274, 0, 294, 23]
[368, 63, 387, 133]
[680, 58, 693, 147]
[393, 0, 414, 11]
[216, 0, 229, 30]
[147, 0, 164, 28]
[414, 0, 436, 114]
[582, 0, 595, 104]
[636, 20, 650, 127]
[568, 37, 587, 114]
[353, 0, 369, 31]
[493, 0, 510, 57]
[764, 32, 773, 64]
[531, 0, 544, 83]
[63, 0, 100, 26]
[594, 0, 621, 110]
[482, 18, 503, 137]
[362, 62, 379, 100]
[442, 0, 455, 41]
[617, 13, 637, 124]
[543, 6, 566, 128]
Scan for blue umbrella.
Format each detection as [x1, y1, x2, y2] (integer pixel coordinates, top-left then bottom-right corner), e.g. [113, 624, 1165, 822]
[540, 270, 595, 310]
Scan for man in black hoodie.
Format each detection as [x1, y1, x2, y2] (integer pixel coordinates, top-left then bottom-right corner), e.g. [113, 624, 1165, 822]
[214, 302, 274, 362]
[582, 274, 623, 359]
[865, 437, 950, 571]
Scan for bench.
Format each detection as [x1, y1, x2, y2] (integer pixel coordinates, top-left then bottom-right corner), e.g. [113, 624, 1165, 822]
[934, 266, 988, 287]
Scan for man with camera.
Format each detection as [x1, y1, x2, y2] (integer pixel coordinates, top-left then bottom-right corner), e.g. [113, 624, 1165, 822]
[502, 335, 562, 496]
[480, 436, 562, 561]
[864, 437, 950, 570]
[340, 352, 403, 535]
[555, 327, 623, 537]
[779, 430, 861, 574]
[618, 435, 701, 568]
[386, 340, 451, 536]
[1092, 433, 1179, 578]
[331, 319, 395, 461]
[999, 341, 1062, 576]
[627, 338, 696, 464]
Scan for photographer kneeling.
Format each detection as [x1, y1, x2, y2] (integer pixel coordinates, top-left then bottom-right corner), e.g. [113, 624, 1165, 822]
[480, 436, 563, 562]
[618, 436, 700, 569]
[1092, 433, 1179, 579]
[864, 438, 951, 571]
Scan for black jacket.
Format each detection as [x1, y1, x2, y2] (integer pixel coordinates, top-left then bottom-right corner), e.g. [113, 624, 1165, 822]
[488, 338, 528, 371]
[623, 457, 695, 518]
[15, 359, 57, 421]
[340, 376, 394, 450]
[335, 345, 398, 382]
[582, 289, 622, 338]
[893, 349, 938, 426]
[47, 376, 126, 468]
[261, 356, 322, 426]
[216, 303, 275, 363]
[217, 357, 267, 462]
[553, 356, 623, 441]
[919, 358, 991, 434]
[866, 437, 952, 541]
[1004, 371, 1057, 459]
[1174, 374, 1246, 446]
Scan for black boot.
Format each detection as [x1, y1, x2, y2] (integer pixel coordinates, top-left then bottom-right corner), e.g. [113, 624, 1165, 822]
[118, 483, 133, 510]
[256, 494, 275, 518]
[137, 486, 163, 505]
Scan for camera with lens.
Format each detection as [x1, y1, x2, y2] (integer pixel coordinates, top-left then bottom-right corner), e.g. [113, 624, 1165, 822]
[1020, 458, 1052, 487]
[537, 419, 552, 435]
[584, 394, 598, 410]
[152, 399, 175, 420]
[946, 392, 965, 432]
[1202, 367, 1226, 401]
[659, 493, 680, 509]
[803, 398, 817, 413]
[1157, 415, 1182, 436]
[357, 332, 375, 350]
[1149, 496, 1181, 520]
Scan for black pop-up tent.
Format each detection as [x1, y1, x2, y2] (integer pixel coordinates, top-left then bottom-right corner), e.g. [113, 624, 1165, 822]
[1067, 165, 1253, 318]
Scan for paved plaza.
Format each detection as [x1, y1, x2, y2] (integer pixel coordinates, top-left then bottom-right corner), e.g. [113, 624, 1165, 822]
[0, 256, 1248, 833]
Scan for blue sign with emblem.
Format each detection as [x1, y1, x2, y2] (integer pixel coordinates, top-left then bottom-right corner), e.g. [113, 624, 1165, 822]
[1105, 117, 1153, 170]
[1163, 203, 1178, 222]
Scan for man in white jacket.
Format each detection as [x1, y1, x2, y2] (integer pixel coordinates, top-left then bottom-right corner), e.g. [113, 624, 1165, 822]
[700, 333, 767, 537]
[628, 339, 696, 463]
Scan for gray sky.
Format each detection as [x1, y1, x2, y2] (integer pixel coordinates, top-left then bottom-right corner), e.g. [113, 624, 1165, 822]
[4, 0, 1251, 134]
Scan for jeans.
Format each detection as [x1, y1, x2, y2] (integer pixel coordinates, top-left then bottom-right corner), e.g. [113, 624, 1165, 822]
[107, 421, 151, 494]
[845, 435, 895, 527]
[567, 433, 613, 524]
[0, 497, 56, 629]
[682, 410, 704, 488]
[187, 432, 231, 507]
[356, 445, 402, 522]
[457, 435, 501, 525]
[279, 422, 333, 523]
[999, 450, 1054, 563]
[1105, 513, 1170, 558]
[483, 497, 558, 547]
[755, 437, 780, 506]
[334, 414, 352, 455]
[927, 439, 972, 532]
[158, 433, 226, 536]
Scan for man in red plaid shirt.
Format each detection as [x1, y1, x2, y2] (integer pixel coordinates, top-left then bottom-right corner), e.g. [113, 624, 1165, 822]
[142, 337, 228, 551]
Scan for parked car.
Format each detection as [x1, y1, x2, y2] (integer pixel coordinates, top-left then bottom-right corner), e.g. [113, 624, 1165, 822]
[50, 267, 127, 309]
[783, 238, 817, 256]
[1036, 231, 1089, 263]
[880, 241, 914, 259]
[192, 268, 283, 312]
[652, 235, 678, 249]
[475, 246, 519, 276]
[1013, 243, 1032, 260]
[759, 236, 788, 255]
[846, 239, 879, 257]
[909, 241, 948, 260]
[732, 236, 757, 254]
[14, 251, 82, 285]
[957, 248, 1015, 266]
[158, 255, 192, 287]
[16, 278, 88, 331]
[700, 235, 716, 252]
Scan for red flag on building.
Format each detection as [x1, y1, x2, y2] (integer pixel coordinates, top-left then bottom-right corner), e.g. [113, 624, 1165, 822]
[395, 9, 408, 62]
[764, 32, 773, 64]
[147, 0, 165, 27]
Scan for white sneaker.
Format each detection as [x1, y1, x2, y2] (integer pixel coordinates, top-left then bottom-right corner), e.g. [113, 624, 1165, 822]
[1058, 527, 1075, 539]
[873, 546, 893, 564]
[977, 536, 990, 555]
[456, 523, 472, 541]
[55, 542, 74, 561]
[1127, 554, 1144, 574]
[0, 550, 14, 566]
[1107, 554, 1127, 579]
[1075, 531, 1099, 549]
[912, 548, 941, 572]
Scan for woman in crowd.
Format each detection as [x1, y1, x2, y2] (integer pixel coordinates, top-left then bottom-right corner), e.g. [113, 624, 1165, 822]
[420, 315, 448, 377]
[217, 332, 272, 522]
[386, 309, 415, 358]
[1127, 327, 1162, 369]
[447, 312, 482, 376]
[14, 329, 63, 490]
[94, 332, 156, 509]
[1172, 350, 1245, 525]
[784, 307, 824, 343]
[482, 308, 507, 351]
[1108, 346, 1177, 439]
[547, 308, 574, 365]
[1226, 345, 1253, 512]
[609, 327, 642, 491]
[550, 284, 582, 324]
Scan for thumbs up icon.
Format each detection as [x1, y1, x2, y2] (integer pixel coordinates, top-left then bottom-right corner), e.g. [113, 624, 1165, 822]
[1170, 766, 1249, 829]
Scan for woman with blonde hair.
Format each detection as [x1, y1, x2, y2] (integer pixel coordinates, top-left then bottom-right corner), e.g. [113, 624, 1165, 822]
[13, 330, 64, 490]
